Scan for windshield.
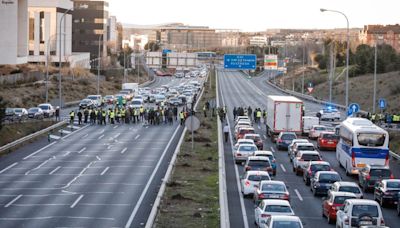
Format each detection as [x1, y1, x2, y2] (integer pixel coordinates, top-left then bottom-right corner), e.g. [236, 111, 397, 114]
[281, 134, 296, 140]
[248, 175, 270, 181]
[248, 160, 270, 167]
[311, 164, 331, 172]
[14, 109, 22, 113]
[262, 184, 285, 192]
[333, 196, 356, 204]
[39, 105, 49, 110]
[87, 96, 98, 100]
[29, 108, 38, 112]
[132, 100, 142, 105]
[314, 127, 326, 131]
[387, 181, 400, 189]
[265, 205, 292, 213]
[240, 129, 255, 134]
[272, 221, 301, 228]
[239, 146, 257, 152]
[357, 133, 385, 147]
[351, 205, 379, 217]
[319, 173, 341, 183]
[339, 186, 361, 194]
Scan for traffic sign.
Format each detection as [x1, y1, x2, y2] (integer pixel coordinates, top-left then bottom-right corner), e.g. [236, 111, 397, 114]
[379, 98, 386, 110]
[348, 103, 360, 116]
[307, 82, 314, 93]
[224, 54, 256, 70]
[185, 116, 200, 131]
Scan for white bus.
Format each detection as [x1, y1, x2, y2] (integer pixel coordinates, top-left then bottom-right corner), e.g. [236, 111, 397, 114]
[336, 117, 389, 175]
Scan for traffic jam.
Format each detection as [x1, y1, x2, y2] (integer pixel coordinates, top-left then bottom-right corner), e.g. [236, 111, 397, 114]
[229, 95, 398, 228]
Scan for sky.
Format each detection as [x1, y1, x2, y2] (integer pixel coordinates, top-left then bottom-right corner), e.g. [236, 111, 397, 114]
[109, 0, 400, 31]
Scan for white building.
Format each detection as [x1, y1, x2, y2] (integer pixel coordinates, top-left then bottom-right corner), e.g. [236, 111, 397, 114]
[0, 0, 29, 65]
[221, 37, 239, 47]
[123, 34, 148, 50]
[249, 36, 268, 47]
[27, 0, 90, 68]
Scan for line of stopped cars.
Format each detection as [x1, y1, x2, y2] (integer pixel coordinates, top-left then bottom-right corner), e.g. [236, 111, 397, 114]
[232, 95, 398, 228]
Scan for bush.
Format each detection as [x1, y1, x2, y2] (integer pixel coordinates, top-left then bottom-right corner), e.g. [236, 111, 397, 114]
[78, 78, 90, 86]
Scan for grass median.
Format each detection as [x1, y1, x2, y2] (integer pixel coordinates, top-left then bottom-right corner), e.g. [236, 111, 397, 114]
[155, 70, 219, 227]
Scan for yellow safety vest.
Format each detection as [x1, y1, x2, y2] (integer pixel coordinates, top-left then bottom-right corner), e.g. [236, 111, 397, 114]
[179, 112, 184, 119]
[257, 111, 262, 118]
[140, 107, 144, 113]
[70, 112, 74, 117]
[102, 111, 106, 117]
[110, 111, 115, 118]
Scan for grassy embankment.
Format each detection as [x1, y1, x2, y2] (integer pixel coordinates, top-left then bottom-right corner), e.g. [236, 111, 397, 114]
[155, 70, 219, 227]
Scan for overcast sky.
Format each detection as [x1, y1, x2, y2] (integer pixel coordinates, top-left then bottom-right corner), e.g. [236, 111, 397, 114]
[109, 0, 399, 31]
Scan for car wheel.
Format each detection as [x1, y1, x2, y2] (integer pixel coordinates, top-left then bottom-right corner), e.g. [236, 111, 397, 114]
[313, 188, 317, 196]
[305, 179, 310, 186]
[322, 207, 325, 217]
[293, 166, 296, 172]
[327, 214, 333, 224]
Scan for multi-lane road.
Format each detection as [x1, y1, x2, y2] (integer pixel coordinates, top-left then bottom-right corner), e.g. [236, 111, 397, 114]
[218, 69, 400, 228]
[0, 76, 188, 227]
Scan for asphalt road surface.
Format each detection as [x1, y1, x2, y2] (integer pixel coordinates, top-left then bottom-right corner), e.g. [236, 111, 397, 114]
[218, 69, 400, 228]
[0, 76, 194, 228]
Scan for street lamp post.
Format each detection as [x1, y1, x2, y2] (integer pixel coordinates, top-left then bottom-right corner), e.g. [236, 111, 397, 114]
[45, 34, 57, 103]
[97, 34, 103, 95]
[320, 8, 350, 107]
[373, 42, 378, 113]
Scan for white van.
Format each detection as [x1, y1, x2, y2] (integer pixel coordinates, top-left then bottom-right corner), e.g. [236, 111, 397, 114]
[302, 116, 320, 135]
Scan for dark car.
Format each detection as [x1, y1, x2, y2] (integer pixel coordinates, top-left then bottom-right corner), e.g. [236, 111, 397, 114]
[311, 171, 341, 196]
[276, 132, 297, 150]
[27, 107, 44, 119]
[374, 179, 400, 207]
[303, 161, 331, 185]
[3, 108, 15, 122]
[359, 165, 393, 192]
[244, 133, 263, 150]
[79, 99, 95, 110]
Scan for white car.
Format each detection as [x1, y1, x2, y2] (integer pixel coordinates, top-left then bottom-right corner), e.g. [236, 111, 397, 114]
[255, 200, 295, 226]
[87, 95, 103, 107]
[241, 171, 271, 196]
[290, 142, 316, 161]
[129, 99, 144, 109]
[336, 199, 385, 228]
[309, 125, 329, 139]
[233, 139, 255, 150]
[234, 144, 258, 164]
[318, 108, 341, 121]
[292, 151, 321, 175]
[38, 103, 55, 117]
[261, 215, 303, 228]
[329, 181, 364, 199]
[288, 139, 309, 156]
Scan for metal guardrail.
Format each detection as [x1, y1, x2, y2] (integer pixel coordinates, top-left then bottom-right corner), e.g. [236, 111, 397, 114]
[0, 120, 67, 154]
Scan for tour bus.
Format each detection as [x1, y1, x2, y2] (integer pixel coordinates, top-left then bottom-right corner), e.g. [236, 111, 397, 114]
[336, 117, 389, 175]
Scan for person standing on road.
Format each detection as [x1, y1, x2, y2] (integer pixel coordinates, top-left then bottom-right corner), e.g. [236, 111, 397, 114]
[233, 107, 237, 120]
[69, 110, 75, 125]
[179, 111, 185, 126]
[77, 110, 83, 125]
[84, 109, 89, 124]
[203, 105, 207, 118]
[55, 107, 60, 121]
[223, 123, 229, 143]
[247, 106, 252, 121]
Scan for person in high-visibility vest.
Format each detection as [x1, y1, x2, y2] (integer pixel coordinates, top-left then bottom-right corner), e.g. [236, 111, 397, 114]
[102, 110, 106, 125]
[179, 111, 185, 126]
[110, 110, 115, 124]
[203, 105, 207, 118]
[256, 109, 262, 123]
[121, 108, 126, 124]
[140, 106, 144, 121]
[69, 111, 75, 125]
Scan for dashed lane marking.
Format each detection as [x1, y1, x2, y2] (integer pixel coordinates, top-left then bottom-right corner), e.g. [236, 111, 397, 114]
[98, 135, 104, 140]
[49, 166, 61, 175]
[100, 167, 109, 176]
[0, 163, 18, 174]
[280, 164, 287, 172]
[121, 148, 127, 154]
[5, 194, 22, 208]
[70, 194, 84, 208]
[294, 189, 303, 201]
[134, 135, 140, 140]
[78, 147, 86, 154]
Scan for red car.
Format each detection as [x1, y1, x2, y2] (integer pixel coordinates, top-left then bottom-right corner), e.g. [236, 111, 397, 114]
[236, 127, 255, 141]
[322, 191, 357, 224]
[317, 132, 339, 150]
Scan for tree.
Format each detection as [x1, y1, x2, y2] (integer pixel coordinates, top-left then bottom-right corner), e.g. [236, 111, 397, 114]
[144, 41, 160, 51]
[314, 54, 327, 70]
[0, 96, 6, 131]
[354, 44, 374, 75]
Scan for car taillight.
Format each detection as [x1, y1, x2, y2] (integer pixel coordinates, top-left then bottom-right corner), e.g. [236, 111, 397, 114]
[245, 166, 251, 171]
[277, 139, 283, 143]
[390, 174, 395, 179]
[282, 194, 289, 200]
[351, 151, 355, 167]
[272, 159, 276, 163]
[258, 193, 265, 199]
[308, 170, 312, 175]
[236, 153, 242, 156]
[261, 214, 270, 218]
[344, 217, 349, 225]
[245, 181, 250, 186]
[380, 218, 385, 225]
[321, 139, 327, 144]
[385, 153, 389, 166]
[366, 174, 371, 180]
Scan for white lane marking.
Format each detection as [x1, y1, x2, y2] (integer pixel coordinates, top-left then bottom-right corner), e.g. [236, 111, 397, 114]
[134, 135, 140, 140]
[59, 129, 71, 134]
[63, 151, 71, 157]
[49, 166, 61, 175]
[125, 125, 181, 228]
[100, 129, 105, 134]
[270, 147, 276, 153]
[96, 156, 101, 161]
[70, 194, 84, 208]
[25, 157, 54, 175]
[0, 163, 18, 174]
[100, 167, 109, 176]
[49, 135, 61, 140]
[107, 145, 112, 150]
[113, 125, 118, 129]
[263, 135, 267, 140]
[62, 162, 95, 189]
[82, 134, 89, 138]
[219, 73, 249, 228]
[114, 133, 121, 139]
[98, 134, 104, 140]
[294, 189, 303, 201]
[23, 142, 56, 160]
[0, 216, 114, 221]
[5, 194, 22, 208]
[280, 164, 287, 172]
[78, 147, 86, 154]
[67, 125, 80, 130]
[121, 148, 127, 154]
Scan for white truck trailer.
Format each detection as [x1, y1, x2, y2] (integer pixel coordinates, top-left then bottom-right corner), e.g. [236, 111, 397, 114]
[266, 95, 303, 141]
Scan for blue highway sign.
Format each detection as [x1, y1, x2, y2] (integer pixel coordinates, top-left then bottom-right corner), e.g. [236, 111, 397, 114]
[379, 98, 386, 109]
[224, 54, 257, 70]
[348, 103, 360, 116]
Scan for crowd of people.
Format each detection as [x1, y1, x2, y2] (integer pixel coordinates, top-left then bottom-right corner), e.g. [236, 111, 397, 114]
[232, 106, 267, 123]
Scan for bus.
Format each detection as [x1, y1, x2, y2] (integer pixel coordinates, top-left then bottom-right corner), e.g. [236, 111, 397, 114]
[336, 117, 389, 176]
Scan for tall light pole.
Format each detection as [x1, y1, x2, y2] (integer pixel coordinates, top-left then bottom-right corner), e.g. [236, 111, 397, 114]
[45, 34, 57, 103]
[302, 38, 305, 94]
[320, 8, 350, 107]
[97, 34, 103, 95]
[373, 41, 378, 113]
[58, 4, 87, 112]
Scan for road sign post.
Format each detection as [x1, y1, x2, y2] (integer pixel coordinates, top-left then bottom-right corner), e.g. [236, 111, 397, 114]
[224, 54, 256, 70]
[347, 103, 360, 117]
[378, 98, 386, 110]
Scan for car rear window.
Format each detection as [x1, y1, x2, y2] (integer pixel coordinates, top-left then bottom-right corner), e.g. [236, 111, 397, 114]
[240, 129, 255, 134]
[281, 134, 296, 140]
[298, 146, 315, 151]
[339, 186, 361, 194]
[322, 134, 339, 140]
[319, 174, 341, 183]
[333, 196, 356, 204]
[265, 205, 292, 213]
[272, 221, 301, 228]
[262, 184, 285, 192]
[248, 160, 271, 167]
[351, 205, 379, 217]
[311, 164, 330, 172]
[248, 175, 270, 181]
[387, 181, 400, 189]
[370, 169, 391, 177]
[240, 146, 257, 152]
[301, 154, 320, 161]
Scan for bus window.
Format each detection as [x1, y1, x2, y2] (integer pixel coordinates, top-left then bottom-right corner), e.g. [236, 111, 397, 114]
[357, 133, 385, 147]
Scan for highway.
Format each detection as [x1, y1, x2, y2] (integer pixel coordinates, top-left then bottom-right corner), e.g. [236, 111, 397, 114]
[218, 69, 400, 228]
[0, 76, 187, 228]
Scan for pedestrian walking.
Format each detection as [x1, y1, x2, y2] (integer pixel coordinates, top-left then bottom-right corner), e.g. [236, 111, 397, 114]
[55, 107, 60, 121]
[223, 123, 229, 143]
[69, 110, 75, 125]
[77, 110, 83, 125]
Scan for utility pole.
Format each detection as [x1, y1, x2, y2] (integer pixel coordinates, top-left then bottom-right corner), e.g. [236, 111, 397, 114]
[373, 42, 378, 113]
